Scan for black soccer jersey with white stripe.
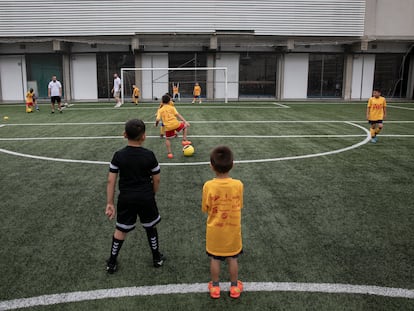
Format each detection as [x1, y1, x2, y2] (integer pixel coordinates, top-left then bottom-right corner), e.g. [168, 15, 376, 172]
[109, 146, 160, 193]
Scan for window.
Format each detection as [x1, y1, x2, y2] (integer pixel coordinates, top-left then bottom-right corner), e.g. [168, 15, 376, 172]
[239, 53, 277, 97]
[168, 53, 207, 98]
[97, 53, 134, 99]
[374, 54, 408, 98]
[26, 54, 63, 98]
[307, 54, 344, 98]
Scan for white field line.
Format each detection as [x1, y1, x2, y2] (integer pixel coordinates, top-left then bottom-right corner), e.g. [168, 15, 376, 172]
[387, 105, 414, 111]
[0, 122, 371, 166]
[68, 106, 286, 110]
[1, 134, 413, 142]
[272, 102, 290, 108]
[3, 120, 414, 127]
[0, 282, 413, 310]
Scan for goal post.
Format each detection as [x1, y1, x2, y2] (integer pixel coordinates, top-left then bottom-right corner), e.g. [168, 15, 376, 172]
[121, 67, 228, 104]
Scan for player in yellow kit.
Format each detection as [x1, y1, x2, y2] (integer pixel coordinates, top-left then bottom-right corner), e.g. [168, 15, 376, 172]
[155, 94, 191, 158]
[25, 88, 35, 113]
[172, 82, 180, 102]
[202, 146, 244, 299]
[132, 85, 140, 105]
[366, 89, 387, 143]
[192, 82, 202, 104]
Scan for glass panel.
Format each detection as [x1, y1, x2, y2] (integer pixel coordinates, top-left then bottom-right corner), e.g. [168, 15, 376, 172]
[321, 54, 344, 97]
[239, 53, 277, 97]
[307, 54, 343, 98]
[307, 54, 323, 97]
[26, 54, 63, 98]
[168, 53, 207, 98]
[374, 54, 407, 98]
[96, 53, 134, 99]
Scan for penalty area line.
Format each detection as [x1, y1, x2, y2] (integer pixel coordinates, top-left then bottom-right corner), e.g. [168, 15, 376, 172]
[0, 282, 413, 310]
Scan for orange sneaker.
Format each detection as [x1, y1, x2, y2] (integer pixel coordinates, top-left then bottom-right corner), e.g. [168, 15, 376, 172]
[208, 282, 220, 299]
[167, 153, 174, 159]
[229, 280, 243, 299]
[181, 140, 192, 146]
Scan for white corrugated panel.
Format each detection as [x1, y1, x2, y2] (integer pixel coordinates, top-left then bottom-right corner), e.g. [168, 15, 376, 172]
[0, 0, 365, 37]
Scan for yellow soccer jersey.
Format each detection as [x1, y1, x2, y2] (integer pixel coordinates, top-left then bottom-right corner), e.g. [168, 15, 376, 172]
[156, 104, 180, 131]
[367, 96, 386, 121]
[173, 85, 179, 95]
[193, 85, 201, 96]
[133, 87, 140, 97]
[26, 91, 33, 103]
[202, 178, 243, 257]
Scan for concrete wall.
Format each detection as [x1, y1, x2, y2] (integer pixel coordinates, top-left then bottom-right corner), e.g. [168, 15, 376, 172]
[282, 54, 309, 99]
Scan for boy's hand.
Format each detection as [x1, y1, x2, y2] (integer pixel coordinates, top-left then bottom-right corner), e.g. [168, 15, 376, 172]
[185, 121, 190, 127]
[155, 120, 159, 127]
[105, 204, 115, 220]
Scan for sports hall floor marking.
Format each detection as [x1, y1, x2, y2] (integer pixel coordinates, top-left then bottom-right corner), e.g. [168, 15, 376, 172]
[0, 121, 371, 166]
[0, 282, 413, 310]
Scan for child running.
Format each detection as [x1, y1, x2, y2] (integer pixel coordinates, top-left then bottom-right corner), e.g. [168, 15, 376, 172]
[155, 94, 191, 158]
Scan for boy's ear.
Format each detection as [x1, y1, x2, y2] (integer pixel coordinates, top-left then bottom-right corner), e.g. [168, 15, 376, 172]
[123, 131, 128, 138]
[142, 133, 146, 141]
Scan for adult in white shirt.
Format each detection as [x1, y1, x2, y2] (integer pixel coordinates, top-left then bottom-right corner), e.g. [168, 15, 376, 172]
[112, 73, 122, 108]
[48, 75, 63, 113]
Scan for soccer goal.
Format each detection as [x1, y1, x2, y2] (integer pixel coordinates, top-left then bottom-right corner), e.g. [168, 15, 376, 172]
[121, 67, 228, 104]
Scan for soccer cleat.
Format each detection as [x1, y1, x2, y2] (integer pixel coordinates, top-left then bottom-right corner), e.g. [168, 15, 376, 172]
[181, 140, 192, 146]
[114, 103, 122, 108]
[167, 153, 174, 159]
[153, 253, 165, 268]
[208, 282, 220, 299]
[51, 111, 55, 114]
[370, 137, 377, 143]
[106, 260, 118, 274]
[229, 280, 243, 299]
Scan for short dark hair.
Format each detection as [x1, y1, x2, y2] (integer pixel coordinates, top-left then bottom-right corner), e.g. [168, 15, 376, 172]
[373, 88, 381, 93]
[210, 145, 233, 174]
[125, 119, 145, 140]
[162, 94, 170, 104]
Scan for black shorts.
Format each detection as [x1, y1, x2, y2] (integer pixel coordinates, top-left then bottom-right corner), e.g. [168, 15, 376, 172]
[116, 192, 161, 232]
[51, 96, 61, 104]
[207, 249, 243, 261]
[368, 120, 383, 125]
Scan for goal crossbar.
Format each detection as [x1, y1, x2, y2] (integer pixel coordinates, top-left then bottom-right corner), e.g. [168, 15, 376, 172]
[121, 67, 228, 104]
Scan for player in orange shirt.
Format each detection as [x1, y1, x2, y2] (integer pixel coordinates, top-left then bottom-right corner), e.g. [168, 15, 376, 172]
[132, 85, 140, 105]
[155, 94, 191, 158]
[366, 88, 387, 143]
[202, 146, 244, 299]
[25, 88, 35, 113]
[192, 82, 202, 104]
[172, 82, 180, 102]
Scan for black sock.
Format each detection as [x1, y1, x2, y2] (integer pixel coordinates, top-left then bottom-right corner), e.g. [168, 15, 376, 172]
[145, 227, 160, 260]
[109, 236, 124, 263]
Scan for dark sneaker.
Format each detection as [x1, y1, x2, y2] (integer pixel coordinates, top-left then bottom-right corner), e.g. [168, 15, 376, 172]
[153, 253, 165, 268]
[106, 260, 118, 274]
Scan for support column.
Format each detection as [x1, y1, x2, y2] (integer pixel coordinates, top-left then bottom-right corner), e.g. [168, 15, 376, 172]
[343, 54, 353, 100]
[206, 54, 215, 100]
[62, 53, 71, 101]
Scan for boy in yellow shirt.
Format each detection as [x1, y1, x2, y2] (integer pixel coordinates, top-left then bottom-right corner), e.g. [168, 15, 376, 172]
[132, 85, 140, 105]
[25, 88, 35, 113]
[202, 146, 244, 299]
[155, 94, 191, 158]
[366, 88, 387, 143]
[192, 82, 202, 104]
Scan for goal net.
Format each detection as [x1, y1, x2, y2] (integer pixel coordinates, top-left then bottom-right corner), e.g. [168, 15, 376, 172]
[121, 67, 228, 104]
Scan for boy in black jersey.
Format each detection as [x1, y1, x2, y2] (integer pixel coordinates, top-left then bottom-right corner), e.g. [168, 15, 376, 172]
[105, 119, 164, 273]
